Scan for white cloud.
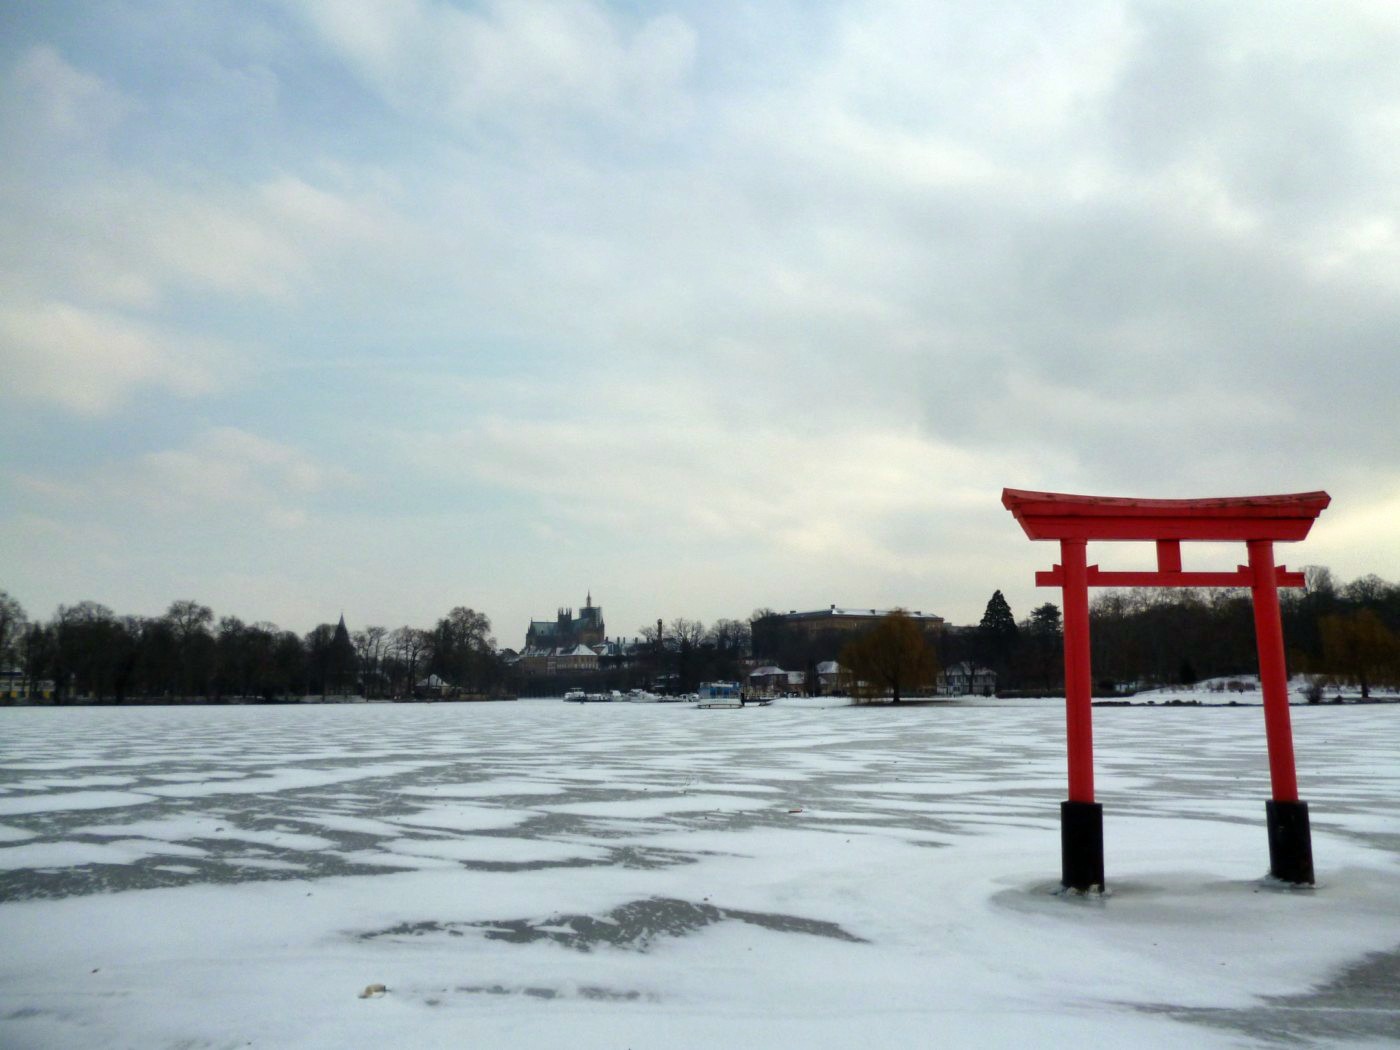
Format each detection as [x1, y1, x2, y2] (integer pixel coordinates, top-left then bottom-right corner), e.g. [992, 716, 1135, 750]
[296, 0, 695, 133]
[123, 427, 356, 529]
[4, 45, 135, 145]
[8, 427, 354, 532]
[0, 299, 232, 415]
[406, 379, 1067, 583]
[133, 174, 407, 301]
[3, 168, 411, 312]
[0, 43, 414, 415]
[0, 164, 409, 416]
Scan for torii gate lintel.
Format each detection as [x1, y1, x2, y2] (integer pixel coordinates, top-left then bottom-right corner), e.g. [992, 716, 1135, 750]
[1003, 488, 1330, 892]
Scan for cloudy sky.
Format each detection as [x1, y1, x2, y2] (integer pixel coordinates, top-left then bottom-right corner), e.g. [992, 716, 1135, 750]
[3, 1, 1398, 645]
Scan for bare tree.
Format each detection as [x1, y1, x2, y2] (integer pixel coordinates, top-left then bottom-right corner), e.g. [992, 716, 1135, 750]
[706, 618, 752, 655]
[668, 618, 706, 651]
[164, 600, 215, 700]
[666, 618, 707, 691]
[1321, 610, 1398, 699]
[389, 626, 429, 697]
[304, 624, 336, 699]
[23, 623, 53, 701]
[273, 630, 306, 697]
[165, 600, 214, 641]
[353, 625, 388, 698]
[0, 591, 27, 673]
[214, 616, 246, 701]
[52, 601, 125, 702]
[244, 622, 281, 700]
[427, 608, 498, 693]
[840, 610, 940, 704]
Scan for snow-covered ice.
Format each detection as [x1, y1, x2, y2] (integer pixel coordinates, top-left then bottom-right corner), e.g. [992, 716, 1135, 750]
[0, 698, 1397, 1048]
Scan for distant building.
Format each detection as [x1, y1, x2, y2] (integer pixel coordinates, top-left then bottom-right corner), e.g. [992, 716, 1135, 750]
[0, 669, 53, 703]
[752, 605, 944, 665]
[525, 592, 605, 650]
[940, 661, 997, 696]
[553, 644, 601, 674]
[416, 674, 451, 699]
[747, 665, 805, 696]
[513, 643, 601, 677]
[816, 660, 847, 694]
[778, 606, 945, 635]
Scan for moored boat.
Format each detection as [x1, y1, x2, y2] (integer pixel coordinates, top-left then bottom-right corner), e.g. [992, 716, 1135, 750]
[696, 681, 745, 708]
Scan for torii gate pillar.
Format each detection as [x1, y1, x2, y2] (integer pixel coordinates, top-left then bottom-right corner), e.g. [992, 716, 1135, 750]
[1003, 489, 1330, 891]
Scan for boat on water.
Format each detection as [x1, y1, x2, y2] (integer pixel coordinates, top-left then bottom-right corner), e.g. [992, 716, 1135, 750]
[696, 681, 748, 708]
[564, 693, 615, 702]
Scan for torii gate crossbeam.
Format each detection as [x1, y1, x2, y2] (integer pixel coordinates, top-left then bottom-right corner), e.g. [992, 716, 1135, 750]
[1003, 488, 1330, 892]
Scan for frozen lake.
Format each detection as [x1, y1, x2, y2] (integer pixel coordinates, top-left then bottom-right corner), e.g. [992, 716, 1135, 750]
[1, 699, 1398, 1048]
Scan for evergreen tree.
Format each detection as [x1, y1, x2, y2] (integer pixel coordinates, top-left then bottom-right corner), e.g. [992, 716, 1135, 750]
[1024, 602, 1062, 693]
[330, 615, 356, 696]
[1028, 602, 1062, 637]
[977, 590, 1019, 678]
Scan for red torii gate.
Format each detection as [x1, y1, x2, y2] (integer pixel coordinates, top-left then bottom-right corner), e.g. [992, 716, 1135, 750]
[1002, 488, 1331, 891]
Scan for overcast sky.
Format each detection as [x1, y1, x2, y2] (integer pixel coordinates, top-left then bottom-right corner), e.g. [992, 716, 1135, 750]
[3, 1, 1398, 645]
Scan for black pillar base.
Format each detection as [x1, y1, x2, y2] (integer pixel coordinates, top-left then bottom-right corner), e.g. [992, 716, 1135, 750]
[1266, 800, 1314, 885]
[1061, 800, 1105, 892]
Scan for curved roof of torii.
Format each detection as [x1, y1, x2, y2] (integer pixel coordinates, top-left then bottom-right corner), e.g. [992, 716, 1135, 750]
[1001, 488, 1331, 542]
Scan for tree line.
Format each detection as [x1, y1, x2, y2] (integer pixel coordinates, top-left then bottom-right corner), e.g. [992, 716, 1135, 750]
[4, 566, 1396, 704]
[745, 568, 1400, 699]
[0, 592, 505, 703]
[942, 568, 1400, 697]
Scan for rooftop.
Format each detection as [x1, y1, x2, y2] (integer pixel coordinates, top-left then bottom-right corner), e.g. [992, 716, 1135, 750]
[781, 606, 943, 622]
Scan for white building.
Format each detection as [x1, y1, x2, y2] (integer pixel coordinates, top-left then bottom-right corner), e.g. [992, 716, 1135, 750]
[940, 661, 997, 696]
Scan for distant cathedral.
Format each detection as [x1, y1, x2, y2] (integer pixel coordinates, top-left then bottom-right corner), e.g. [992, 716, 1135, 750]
[525, 592, 605, 650]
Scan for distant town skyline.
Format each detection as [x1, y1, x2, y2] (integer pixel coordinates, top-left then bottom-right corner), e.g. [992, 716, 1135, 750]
[4, 2, 1398, 639]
